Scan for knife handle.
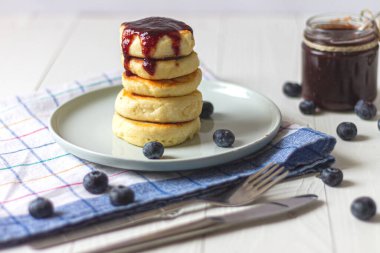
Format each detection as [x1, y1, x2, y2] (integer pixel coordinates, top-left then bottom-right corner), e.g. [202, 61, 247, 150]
[93, 217, 223, 253]
[35, 199, 207, 249]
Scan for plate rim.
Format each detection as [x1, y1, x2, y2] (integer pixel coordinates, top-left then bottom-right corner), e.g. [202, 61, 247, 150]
[49, 80, 282, 171]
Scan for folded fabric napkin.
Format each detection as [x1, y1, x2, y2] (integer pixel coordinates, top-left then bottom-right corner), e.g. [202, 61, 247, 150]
[0, 67, 336, 247]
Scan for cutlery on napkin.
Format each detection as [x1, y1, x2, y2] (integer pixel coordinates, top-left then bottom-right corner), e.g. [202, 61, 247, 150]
[33, 163, 288, 248]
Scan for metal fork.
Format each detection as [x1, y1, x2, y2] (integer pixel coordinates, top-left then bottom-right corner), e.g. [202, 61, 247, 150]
[160, 163, 288, 218]
[35, 163, 288, 248]
[199, 163, 288, 207]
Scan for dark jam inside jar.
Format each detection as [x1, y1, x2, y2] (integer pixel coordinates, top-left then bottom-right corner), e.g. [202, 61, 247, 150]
[302, 14, 379, 110]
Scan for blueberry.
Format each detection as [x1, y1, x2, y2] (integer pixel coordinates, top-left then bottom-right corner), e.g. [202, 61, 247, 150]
[200, 101, 214, 119]
[351, 197, 377, 221]
[83, 171, 109, 194]
[320, 168, 343, 187]
[143, 141, 164, 159]
[282, 82, 302, 97]
[299, 100, 316, 115]
[336, 122, 357, 141]
[28, 197, 54, 218]
[109, 185, 135, 206]
[354, 100, 377, 120]
[377, 119, 380, 131]
[213, 129, 235, 147]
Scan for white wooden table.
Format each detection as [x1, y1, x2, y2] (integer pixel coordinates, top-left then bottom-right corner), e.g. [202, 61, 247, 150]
[1, 12, 380, 253]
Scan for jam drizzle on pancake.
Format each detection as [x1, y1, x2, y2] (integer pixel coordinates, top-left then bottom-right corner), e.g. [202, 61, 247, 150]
[121, 17, 193, 76]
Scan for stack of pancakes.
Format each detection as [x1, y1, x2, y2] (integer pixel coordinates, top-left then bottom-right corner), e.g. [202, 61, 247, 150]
[112, 17, 202, 147]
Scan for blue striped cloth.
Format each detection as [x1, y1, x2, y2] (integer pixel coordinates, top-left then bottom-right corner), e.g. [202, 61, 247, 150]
[0, 68, 336, 247]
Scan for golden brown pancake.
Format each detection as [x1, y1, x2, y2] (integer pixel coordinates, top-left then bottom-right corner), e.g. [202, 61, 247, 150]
[112, 113, 200, 147]
[115, 88, 202, 123]
[122, 69, 202, 97]
[122, 51, 199, 80]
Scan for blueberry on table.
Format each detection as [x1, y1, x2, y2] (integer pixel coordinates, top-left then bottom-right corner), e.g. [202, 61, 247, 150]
[282, 82, 302, 97]
[109, 185, 135, 206]
[143, 141, 164, 159]
[200, 101, 214, 119]
[320, 168, 343, 187]
[354, 100, 377, 120]
[299, 100, 316, 115]
[351, 197, 377, 221]
[28, 197, 54, 219]
[336, 122, 357, 141]
[83, 171, 109, 194]
[213, 129, 235, 147]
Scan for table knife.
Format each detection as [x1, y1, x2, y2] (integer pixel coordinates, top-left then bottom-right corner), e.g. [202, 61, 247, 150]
[88, 194, 318, 253]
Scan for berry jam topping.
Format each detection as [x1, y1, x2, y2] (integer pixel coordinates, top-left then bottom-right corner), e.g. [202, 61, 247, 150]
[142, 58, 157, 76]
[121, 17, 193, 75]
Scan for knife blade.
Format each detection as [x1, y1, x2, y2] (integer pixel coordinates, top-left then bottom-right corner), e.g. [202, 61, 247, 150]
[87, 194, 318, 253]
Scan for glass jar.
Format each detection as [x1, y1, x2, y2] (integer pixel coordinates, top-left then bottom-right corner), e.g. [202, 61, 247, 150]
[301, 13, 379, 111]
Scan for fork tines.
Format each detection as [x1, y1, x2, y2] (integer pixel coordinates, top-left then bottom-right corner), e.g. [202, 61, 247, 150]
[243, 163, 288, 195]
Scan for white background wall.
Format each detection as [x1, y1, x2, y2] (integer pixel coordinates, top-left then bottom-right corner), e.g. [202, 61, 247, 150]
[0, 0, 379, 14]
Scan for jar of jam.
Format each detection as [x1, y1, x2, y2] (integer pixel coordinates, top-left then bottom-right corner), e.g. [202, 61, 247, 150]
[302, 13, 379, 110]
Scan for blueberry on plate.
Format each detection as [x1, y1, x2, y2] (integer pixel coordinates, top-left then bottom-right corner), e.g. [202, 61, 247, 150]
[282, 82, 302, 97]
[200, 101, 214, 119]
[354, 100, 377, 120]
[299, 100, 316, 115]
[336, 122, 357, 141]
[109, 185, 135, 206]
[28, 197, 54, 219]
[83, 170, 109, 194]
[143, 141, 164, 159]
[351, 197, 377, 221]
[377, 119, 380, 131]
[213, 129, 235, 147]
[320, 168, 343, 187]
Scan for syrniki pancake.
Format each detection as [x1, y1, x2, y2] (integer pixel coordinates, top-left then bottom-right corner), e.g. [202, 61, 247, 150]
[120, 24, 194, 59]
[122, 69, 202, 97]
[115, 89, 202, 123]
[112, 113, 200, 147]
[122, 51, 199, 80]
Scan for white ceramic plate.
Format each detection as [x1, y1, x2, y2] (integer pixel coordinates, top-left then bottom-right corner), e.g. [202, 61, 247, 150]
[49, 80, 281, 171]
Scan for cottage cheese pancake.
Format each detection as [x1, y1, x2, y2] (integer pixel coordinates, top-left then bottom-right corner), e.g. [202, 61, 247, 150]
[120, 17, 194, 59]
[112, 113, 200, 147]
[122, 51, 199, 80]
[115, 89, 202, 123]
[122, 69, 202, 97]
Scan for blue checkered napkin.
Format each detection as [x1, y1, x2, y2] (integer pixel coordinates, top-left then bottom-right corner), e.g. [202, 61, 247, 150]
[0, 68, 336, 246]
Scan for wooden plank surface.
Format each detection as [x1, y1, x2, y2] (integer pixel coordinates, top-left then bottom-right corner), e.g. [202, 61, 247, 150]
[0, 14, 77, 95]
[1, 12, 380, 253]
